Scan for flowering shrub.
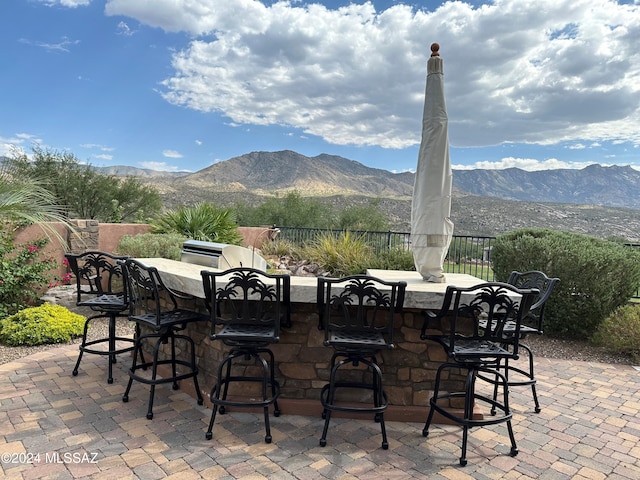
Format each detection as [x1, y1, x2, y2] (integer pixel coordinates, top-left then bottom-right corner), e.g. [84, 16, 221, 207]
[0, 303, 85, 346]
[48, 257, 74, 288]
[0, 231, 57, 320]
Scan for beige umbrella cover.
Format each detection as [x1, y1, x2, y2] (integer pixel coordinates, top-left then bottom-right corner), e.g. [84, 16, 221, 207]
[411, 43, 454, 282]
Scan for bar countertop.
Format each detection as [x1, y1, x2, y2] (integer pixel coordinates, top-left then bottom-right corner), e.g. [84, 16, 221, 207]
[138, 258, 486, 309]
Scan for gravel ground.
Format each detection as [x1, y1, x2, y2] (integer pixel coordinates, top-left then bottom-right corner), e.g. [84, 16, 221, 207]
[0, 304, 636, 367]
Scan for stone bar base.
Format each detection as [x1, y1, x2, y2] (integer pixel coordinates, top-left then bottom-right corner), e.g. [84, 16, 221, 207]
[134, 259, 485, 422]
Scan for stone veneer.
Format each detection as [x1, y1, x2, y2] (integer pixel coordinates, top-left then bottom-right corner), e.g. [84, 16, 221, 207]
[144, 298, 464, 422]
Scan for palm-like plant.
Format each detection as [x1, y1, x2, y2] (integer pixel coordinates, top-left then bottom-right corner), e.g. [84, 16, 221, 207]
[0, 163, 68, 233]
[150, 203, 243, 245]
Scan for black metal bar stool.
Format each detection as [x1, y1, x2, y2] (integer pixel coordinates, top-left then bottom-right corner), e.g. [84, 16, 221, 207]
[201, 268, 290, 444]
[65, 251, 135, 384]
[421, 282, 539, 466]
[120, 258, 206, 420]
[317, 275, 406, 450]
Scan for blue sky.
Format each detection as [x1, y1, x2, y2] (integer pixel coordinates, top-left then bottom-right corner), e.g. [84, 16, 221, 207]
[2, 0, 640, 173]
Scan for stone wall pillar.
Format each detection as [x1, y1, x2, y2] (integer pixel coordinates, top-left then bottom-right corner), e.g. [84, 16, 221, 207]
[67, 219, 100, 254]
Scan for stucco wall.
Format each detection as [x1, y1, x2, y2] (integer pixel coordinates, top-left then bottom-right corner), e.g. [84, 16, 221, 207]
[13, 221, 150, 283]
[13, 223, 266, 284]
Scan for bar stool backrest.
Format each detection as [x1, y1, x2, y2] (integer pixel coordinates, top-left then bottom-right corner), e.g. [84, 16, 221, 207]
[507, 270, 560, 333]
[437, 282, 539, 360]
[65, 251, 129, 307]
[317, 275, 406, 351]
[202, 268, 290, 345]
[120, 258, 181, 328]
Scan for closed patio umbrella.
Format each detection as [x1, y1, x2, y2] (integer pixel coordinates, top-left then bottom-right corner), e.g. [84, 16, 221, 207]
[411, 43, 454, 282]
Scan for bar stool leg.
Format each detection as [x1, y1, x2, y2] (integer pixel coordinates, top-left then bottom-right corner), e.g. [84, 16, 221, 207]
[72, 317, 91, 378]
[422, 362, 445, 438]
[145, 335, 165, 420]
[319, 354, 342, 447]
[370, 359, 388, 449]
[107, 315, 117, 384]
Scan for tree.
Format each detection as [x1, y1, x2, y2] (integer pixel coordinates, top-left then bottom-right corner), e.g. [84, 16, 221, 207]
[237, 190, 334, 228]
[336, 199, 390, 231]
[6, 147, 161, 222]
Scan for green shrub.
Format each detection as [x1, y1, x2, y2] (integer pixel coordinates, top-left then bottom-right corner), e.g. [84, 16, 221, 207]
[0, 303, 85, 346]
[491, 228, 640, 339]
[0, 233, 56, 319]
[115, 232, 186, 260]
[259, 239, 303, 259]
[150, 203, 243, 244]
[368, 247, 416, 272]
[591, 304, 640, 361]
[303, 231, 374, 277]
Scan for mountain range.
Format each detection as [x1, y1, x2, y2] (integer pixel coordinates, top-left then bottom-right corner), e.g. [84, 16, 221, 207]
[107, 151, 639, 241]
[105, 150, 640, 207]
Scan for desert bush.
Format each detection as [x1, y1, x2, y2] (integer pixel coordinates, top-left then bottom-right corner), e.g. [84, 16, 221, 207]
[259, 239, 303, 259]
[0, 303, 85, 346]
[368, 247, 416, 272]
[150, 203, 243, 244]
[491, 228, 640, 339]
[236, 190, 334, 228]
[303, 231, 374, 277]
[116, 232, 186, 260]
[591, 304, 640, 361]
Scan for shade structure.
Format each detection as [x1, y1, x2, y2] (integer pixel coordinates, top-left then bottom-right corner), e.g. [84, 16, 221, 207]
[411, 43, 454, 283]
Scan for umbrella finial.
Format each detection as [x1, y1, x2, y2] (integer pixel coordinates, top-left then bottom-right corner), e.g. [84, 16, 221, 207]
[430, 43, 440, 57]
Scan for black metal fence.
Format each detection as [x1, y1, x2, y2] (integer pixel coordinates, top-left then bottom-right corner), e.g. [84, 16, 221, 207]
[274, 226, 496, 280]
[275, 226, 411, 252]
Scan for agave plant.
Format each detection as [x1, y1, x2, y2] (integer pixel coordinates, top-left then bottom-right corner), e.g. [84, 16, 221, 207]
[150, 203, 243, 245]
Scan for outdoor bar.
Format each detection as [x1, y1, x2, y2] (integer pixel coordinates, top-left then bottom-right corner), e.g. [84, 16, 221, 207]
[136, 257, 486, 422]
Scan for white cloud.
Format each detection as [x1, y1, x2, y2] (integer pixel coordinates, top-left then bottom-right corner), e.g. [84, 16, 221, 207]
[162, 149, 183, 158]
[195, 139, 202, 145]
[81, 143, 115, 152]
[453, 157, 598, 171]
[94, 154, 113, 161]
[105, 0, 640, 152]
[38, 0, 91, 6]
[140, 161, 190, 172]
[0, 133, 42, 157]
[116, 21, 136, 36]
[19, 36, 80, 53]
